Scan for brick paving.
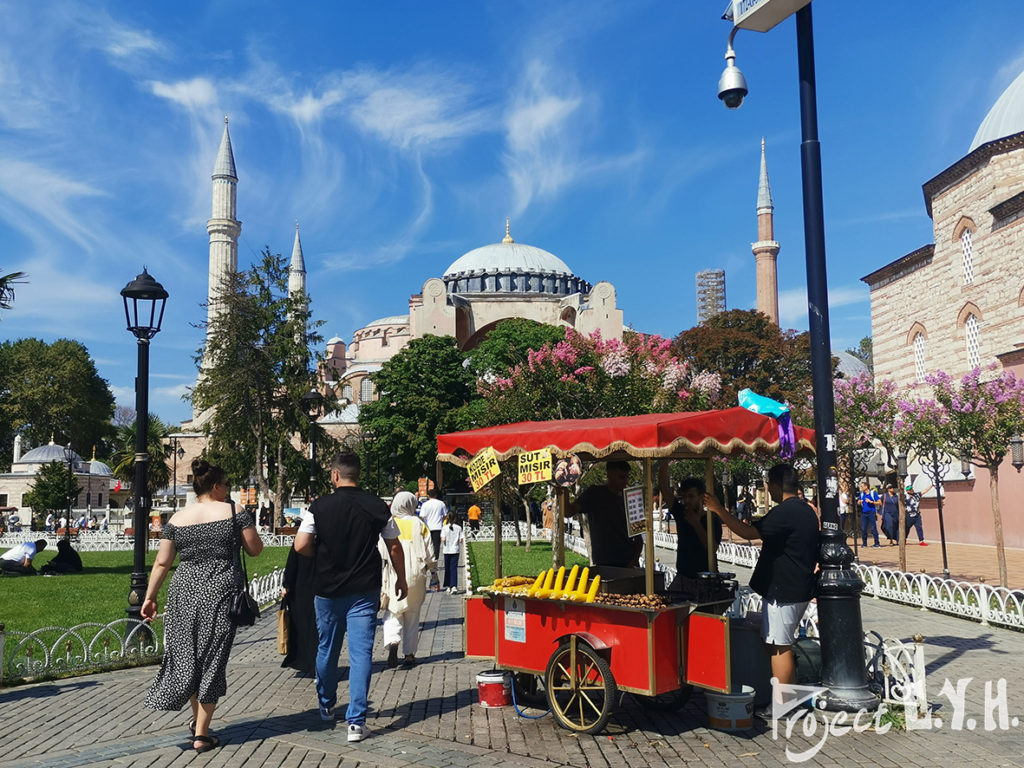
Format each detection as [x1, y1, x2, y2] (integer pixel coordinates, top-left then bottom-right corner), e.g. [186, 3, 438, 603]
[3, 565, 1024, 767]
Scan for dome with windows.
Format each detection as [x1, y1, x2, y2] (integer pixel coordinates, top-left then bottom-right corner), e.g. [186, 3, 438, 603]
[970, 69, 1024, 152]
[442, 222, 590, 297]
[15, 440, 86, 472]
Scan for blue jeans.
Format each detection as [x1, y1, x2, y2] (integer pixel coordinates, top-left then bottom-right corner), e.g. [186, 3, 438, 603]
[905, 515, 924, 542]
[861, 513, 879, 546]
[314, 589, 379, 724]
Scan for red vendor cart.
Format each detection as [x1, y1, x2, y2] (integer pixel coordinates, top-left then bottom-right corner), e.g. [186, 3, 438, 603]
[436, 407, 815, 733]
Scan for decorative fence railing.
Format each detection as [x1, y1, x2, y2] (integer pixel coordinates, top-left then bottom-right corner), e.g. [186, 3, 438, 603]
[0, 532, 296, 552]
[0, 568, 284, 686]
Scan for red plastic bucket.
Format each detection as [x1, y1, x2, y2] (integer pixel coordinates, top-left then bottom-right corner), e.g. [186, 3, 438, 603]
[477, 670, 511, 708]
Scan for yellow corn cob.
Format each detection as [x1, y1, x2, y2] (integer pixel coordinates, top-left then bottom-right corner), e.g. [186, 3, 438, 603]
[571, 567, 590, 601]
[552, 566, 566, 596]
[562, 565, 580, 597]
[536, 568, 556, 598]
[585, 575, 601, 603]
[526, 571, 546, 597]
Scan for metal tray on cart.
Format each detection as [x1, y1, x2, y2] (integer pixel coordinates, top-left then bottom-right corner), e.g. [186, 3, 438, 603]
[590, 565, 665, 595]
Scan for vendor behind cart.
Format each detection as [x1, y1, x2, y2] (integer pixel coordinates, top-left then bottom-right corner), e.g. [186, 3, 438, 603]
[657, 463, 722, 578]
[703, 463, 818, 710]
[565, 460, 643, 568]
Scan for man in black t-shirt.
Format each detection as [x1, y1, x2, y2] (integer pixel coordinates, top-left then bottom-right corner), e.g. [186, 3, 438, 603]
[705, 463, 819, 714]
[658, 464, 723, 578]
[566, 460, 642, 568]
[295, 453, 407, 741]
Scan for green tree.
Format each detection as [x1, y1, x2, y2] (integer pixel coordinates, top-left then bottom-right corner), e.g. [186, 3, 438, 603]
[0, 338, 116, 471]
[110, 414, 171, 499]
[845, 336, 874, 374]
[23, 460, 81, 527]
[359, 335, 477, 486]
[925, 366, 1024, 587]
[465, 318, 566, 379]
[672, 309, 816, 409]
[191, 247, 334, 516]
[0, 269, 26, 313]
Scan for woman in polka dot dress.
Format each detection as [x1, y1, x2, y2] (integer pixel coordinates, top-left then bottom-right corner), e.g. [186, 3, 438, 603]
[142, 460, 263, 753]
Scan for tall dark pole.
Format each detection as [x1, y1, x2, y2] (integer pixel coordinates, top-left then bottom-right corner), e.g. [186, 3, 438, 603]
[127, 336, 151, 627]
[796, 5, 877, 712]
[309, 426, 318, 499]
[927, 447, 951, 579]
[66, 444, 74, 541]
[172, 437, 179, 512]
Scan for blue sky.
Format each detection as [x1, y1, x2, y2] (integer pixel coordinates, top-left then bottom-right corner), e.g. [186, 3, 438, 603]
[1, 1, 1023, 428]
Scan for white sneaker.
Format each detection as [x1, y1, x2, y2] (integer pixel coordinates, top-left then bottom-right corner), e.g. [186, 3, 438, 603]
[347, 723, 369, 742]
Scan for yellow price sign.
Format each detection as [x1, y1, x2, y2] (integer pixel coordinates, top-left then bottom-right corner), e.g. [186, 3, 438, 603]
[467, 447, 501, 492]
[518, 449, 552, 485]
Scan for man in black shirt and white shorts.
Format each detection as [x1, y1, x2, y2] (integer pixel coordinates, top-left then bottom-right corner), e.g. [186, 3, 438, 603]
[704, 463, 819, 717]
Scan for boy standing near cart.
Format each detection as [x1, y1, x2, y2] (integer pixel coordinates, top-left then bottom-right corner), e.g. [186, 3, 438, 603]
[703, 463, 819, 719]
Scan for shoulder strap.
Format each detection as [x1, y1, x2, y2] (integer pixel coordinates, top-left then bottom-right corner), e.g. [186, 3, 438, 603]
[231, 501, 250, 587]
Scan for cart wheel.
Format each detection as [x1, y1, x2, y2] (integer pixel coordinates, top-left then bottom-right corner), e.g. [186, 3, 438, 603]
[545, 641, 617, 734]
[512, 672, 547, 709]
[638, 684, 693, 711]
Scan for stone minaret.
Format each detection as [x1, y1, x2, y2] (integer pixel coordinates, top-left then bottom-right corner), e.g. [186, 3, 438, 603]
[204, 116, 241, 366]
[288, 222, 307, 309]
[752, 138, 780, 326]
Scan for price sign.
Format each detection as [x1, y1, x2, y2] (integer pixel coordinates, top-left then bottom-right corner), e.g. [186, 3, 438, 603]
[467, 447, 501, 492]
[623, 485, 646, 536]
[518, 449, 552, 485]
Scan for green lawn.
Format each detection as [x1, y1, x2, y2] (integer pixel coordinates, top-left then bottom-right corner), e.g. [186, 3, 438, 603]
[467, 540, 589, 588]
[0, 546, 290, 636]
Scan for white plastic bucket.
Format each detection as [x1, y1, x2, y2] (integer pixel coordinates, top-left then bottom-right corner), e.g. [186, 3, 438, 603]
[705, 685, 755, 731]
[476, 670, 511, 708]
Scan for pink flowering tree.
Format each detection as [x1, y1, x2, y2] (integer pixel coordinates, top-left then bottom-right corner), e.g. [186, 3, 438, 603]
[924, 365, 1024, 587]
[479, 327, 722, 424]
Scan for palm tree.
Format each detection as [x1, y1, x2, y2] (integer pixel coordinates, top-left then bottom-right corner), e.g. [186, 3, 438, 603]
[111, 415, 171, 497]
[0, 269, 26, 312]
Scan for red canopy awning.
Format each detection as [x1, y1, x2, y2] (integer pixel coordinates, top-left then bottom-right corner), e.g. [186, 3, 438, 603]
[436, 407, 816, 466]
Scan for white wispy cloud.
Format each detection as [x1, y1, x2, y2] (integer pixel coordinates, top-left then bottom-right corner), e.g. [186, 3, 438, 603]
[150, 78, 218, 112]
[778, 284, 869, 327]
[0, 159, 106, 251]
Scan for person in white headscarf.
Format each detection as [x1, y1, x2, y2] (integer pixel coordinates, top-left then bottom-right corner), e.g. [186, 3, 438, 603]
[379, 491, 435, 669]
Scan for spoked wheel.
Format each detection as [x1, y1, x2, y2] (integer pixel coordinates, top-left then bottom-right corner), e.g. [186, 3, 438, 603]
[544, 639, 617, 734]
[512, 672, 548, 709]
[638, 684, 693, 711]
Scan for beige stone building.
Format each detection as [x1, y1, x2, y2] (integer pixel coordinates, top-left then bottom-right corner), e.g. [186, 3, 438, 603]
[862, 71, 1024, 547]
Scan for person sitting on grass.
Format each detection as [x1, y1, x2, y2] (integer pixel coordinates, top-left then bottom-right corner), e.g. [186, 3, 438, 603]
[40, 539, 83, 574]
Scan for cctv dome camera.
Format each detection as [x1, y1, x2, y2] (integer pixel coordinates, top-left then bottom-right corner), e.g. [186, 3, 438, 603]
[718, 64, 748, 110]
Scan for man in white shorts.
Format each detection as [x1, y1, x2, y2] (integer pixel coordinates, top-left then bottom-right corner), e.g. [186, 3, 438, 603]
[704, 463, 819, 717]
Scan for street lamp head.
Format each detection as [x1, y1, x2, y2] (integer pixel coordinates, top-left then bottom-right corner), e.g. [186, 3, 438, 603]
[1011, 435, 1024, 473]
[718, 30, 748, 110]
[302, 387, 325, 421]
[960, 451, 972, 479]
[897, 450, 908, 478]
[120, 268, 168, 340]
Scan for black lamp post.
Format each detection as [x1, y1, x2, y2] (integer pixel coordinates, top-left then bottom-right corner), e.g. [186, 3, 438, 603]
[301, 388, 324, 500]
[960, 451, 972, 479]
[120, 268, 167, 626]
[64, 443, 75, 541]
[170, 436, 184, 512]
[922, 447, 952, 579]
[718, 3, 876, 712]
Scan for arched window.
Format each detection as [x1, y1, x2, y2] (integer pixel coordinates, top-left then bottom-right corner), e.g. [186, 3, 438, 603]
[965, 313, 980, 368]
[360, 378, 374, 403]
[342, 384, 353, 401]
[960, 228, 975, 284]
[913, 333, 927, 383]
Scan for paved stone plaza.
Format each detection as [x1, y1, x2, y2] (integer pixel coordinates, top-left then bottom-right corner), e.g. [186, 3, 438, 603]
[3, 567, 1024, 768]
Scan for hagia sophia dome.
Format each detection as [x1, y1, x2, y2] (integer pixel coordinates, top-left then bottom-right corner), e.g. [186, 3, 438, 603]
[970, 69, 1024, 152]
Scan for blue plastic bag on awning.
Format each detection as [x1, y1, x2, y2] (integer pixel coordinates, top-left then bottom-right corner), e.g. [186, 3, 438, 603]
[738, 388, 796, 459]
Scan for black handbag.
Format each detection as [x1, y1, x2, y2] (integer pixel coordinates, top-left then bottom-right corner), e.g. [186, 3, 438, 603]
[228, 502, 260, 626]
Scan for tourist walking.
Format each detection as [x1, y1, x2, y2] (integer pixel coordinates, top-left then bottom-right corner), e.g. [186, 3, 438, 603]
[858, 481, 881, 548]
[440, 514, 464, 593]
[293, 452, 407, 743]
[880, 485, 900, 545]
[380, 491, 433, 669]
[142, 460, 263, 754]
[904, 484, 928, 545]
